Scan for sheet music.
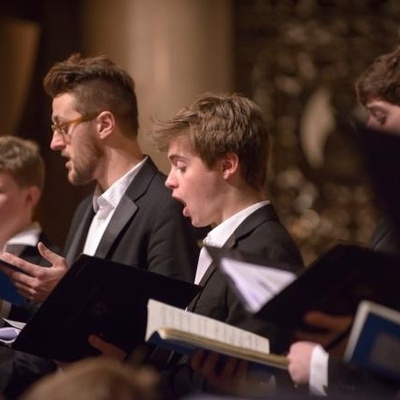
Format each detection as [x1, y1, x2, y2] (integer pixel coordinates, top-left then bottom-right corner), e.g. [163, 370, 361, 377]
[146, 299, 270, 353]
[219, 258, 295, 313]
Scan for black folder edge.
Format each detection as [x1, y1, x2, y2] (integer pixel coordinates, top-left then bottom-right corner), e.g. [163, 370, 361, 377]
[206, 243, 400, 332]
[11, 255, 200, 362]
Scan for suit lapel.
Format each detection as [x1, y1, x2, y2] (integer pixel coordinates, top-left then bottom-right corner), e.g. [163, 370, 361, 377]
[232, 203, 278, 242]
[94, 157, 158, 259]
[65, 206, 95, 265]
[94, 195, 137, 258]
[188, 204, 279, 311]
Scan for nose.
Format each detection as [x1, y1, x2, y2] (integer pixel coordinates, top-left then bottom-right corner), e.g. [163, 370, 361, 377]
[165, 170, 176, 189]
[50, 131, 66, 151]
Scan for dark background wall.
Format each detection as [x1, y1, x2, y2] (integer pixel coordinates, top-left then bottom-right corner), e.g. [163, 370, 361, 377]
[234, 0, 400, 262]
[0, 0, 91, 249]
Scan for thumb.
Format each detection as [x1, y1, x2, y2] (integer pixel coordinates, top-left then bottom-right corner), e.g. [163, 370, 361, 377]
[37, 242, 65, 265]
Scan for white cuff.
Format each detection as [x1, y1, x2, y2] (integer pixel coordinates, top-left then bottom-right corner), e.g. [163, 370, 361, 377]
[309, 344, 329, 396]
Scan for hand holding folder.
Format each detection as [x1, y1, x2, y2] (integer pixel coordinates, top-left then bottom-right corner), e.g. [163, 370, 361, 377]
[11, 255, 200, 362]
[207, 243, 400, 337]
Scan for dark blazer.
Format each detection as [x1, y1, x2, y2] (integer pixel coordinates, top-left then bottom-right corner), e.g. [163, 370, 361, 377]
[327, 358, 399, 399]
[188, 203, 303, 348]
[160, 203, 304, 399]
[324, 216, 400, 398]
[64, 157, 203, 282]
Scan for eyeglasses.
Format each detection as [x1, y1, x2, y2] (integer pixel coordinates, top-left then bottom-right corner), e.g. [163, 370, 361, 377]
[51, 113, 99, 140]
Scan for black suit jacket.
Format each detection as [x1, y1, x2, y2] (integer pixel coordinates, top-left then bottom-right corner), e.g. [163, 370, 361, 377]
[188, 204, 303, 348]
[64, 157, 203, 282]
[325, 216, 400, 398]
[160, 204, 304, 399]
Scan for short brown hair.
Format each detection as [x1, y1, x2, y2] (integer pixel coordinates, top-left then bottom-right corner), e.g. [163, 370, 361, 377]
[21, 358, 159, 400]
[149, 93, 270, 190]
[0, 135, 44, 190]
[43, 53, 139, 136]
[356, 46, 400, 107]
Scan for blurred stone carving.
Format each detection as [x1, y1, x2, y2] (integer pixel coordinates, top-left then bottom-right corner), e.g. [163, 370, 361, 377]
[235, 0, 400, 262]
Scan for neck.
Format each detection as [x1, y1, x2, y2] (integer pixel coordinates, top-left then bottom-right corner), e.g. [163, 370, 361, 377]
[218, 187, 266, 224]
[0, 219, 34, 250]
[97, 139, 144, 192]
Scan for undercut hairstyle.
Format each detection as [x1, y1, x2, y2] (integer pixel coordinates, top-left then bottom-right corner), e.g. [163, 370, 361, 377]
[150, 93, 270, 190]
[356, 46, 400, 107]
[43, 53, 139, 137]
[0, 135, 45, 190]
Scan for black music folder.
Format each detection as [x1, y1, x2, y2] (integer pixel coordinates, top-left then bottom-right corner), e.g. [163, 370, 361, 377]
[207, 243, 400, 332]
[11, 255, 200, 362]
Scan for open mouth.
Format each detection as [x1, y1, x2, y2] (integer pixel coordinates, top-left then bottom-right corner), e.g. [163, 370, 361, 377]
[174, 197, 189, 217]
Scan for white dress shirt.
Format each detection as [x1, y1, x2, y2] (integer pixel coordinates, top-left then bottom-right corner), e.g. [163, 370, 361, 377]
[194, 201, 270, 284]
[83, 157, 147, 256]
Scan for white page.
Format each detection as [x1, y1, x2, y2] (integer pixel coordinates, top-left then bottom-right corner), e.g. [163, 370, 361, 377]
[146, 299, 270, 353]
[219, 258, 295, 313]
[3, 318, 26, 330]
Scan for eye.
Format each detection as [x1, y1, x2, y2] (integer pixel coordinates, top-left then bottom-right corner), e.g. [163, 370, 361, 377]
[175, 161, 187, 173]
[371, 111, 387, 126]
[177, 166, 187, 173]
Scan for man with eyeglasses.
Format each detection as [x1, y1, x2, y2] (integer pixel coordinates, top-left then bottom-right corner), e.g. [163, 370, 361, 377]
[0, 53, 205, 398]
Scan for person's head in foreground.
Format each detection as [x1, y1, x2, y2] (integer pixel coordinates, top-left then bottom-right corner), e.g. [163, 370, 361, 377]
[20, 358, 160, 400]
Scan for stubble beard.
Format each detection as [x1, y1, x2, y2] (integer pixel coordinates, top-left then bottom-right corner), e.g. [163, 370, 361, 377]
[68, 139, 102, 186]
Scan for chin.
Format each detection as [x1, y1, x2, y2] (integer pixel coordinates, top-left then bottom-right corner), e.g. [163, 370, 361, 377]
[191, 219, 208, 228]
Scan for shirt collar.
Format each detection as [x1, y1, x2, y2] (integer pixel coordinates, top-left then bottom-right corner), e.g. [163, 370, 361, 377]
[92, 156, 148, 212]
[205, 200, 270, 247]
[5, 221, 42, 249]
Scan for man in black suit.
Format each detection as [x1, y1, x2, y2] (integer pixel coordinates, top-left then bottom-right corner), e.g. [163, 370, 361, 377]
[0, 53, 201, 302]
[147, 93, 304, 397]
[287, 46, 400, 398]
[0, 54, 203, 399]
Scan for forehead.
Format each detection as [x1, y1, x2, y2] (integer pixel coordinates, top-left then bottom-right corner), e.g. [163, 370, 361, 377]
[367, 99, 400, 114]
[52, 93, 78, 117]
[167, 134, 195, 158]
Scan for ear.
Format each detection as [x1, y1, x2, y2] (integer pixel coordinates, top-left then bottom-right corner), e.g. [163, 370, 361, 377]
[221, 152, 239, 180]
[24, 186, 41, 210]
[96, 111, 115, 139]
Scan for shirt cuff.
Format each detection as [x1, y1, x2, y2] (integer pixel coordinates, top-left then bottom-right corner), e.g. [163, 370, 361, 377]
[309, 344, 329, 396]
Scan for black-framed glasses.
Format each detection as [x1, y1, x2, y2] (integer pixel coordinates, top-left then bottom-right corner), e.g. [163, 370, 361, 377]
[51, 113, 100, 140]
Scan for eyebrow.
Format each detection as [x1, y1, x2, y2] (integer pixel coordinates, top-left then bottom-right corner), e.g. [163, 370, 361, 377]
[367, 104, 388, 113]
[168, 154, 189, 163]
